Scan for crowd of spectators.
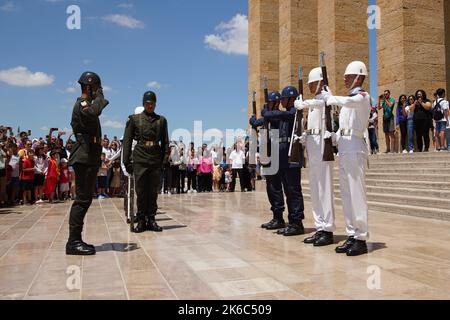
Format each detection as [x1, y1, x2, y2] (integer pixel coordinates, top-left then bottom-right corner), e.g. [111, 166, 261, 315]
[0, 125, 261, 208]
[372, 88, 450, 154]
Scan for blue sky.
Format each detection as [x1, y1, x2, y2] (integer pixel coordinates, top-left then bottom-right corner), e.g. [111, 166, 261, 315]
[0, 0, 377, 142]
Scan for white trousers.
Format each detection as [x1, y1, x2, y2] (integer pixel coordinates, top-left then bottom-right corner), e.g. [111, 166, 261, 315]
[338, 151, 369, 241]
[306, 136, 336, 232]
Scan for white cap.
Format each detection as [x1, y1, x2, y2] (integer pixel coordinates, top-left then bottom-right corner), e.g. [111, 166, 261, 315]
[308, 67, 323, 84]
[134, 106, 144, 115]
[344, 61, 368, 76]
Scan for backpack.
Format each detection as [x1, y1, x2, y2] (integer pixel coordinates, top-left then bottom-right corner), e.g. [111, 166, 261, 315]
[432, 99, 444, 121]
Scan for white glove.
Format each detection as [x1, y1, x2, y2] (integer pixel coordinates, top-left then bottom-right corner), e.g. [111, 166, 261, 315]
[323, 85, 333, 96]
[294, 132, 307, 145]
[294, 97, 305, 110]
[324, 131, 339, 146]
[326, 95, 339, 106]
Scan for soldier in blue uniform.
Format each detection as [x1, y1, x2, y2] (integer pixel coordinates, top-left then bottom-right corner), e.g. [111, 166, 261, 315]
[261, 86, 305, 236]
[249, 91, 286, 230]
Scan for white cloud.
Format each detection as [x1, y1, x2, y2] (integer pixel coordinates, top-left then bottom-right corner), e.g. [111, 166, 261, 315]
[103, 85, 112, 92]
[204, 14, 248, 55]
[0, 1, 16, 12]
[40, 126, 50, 132]
[64, 87, 77, 93]
[147, 81, 161, 90]
[0, 66, 55, 87]
[118, 3, 134, 9]
[83, 59, 92, 65]
[102, 120, 125, 129]
[102, 14, 144, 29]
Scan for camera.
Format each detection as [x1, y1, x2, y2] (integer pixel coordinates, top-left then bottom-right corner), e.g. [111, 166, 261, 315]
[51, 128, 59, 132]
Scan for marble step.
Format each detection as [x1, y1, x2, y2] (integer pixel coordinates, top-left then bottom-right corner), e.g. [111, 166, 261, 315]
[301, 183, 450, 198]
[302, 193, 450, 221]
[369, 152, 450, 161]
[366, 173, 450, 182]
[302, 186, 450, 210]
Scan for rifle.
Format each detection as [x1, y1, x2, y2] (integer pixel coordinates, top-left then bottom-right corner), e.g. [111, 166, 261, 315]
[252, 90, 257, 116]
[262, 77, 271, 158]
[288, 66, 305, 167]
[320, 51, 335, 162]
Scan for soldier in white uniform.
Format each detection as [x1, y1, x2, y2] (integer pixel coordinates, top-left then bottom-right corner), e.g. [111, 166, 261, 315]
[324, 61, 371, 256]
[294, 68, 335, 246]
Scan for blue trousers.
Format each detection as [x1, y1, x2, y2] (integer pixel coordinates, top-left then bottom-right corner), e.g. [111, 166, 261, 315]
[265, 167, 305, 224]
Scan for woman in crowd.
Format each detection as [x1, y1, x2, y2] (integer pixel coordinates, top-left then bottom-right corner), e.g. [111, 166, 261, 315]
[406, 95, 416, 153]
[178, 148, 187, 194]
[197, 145, 213, 193]
[110, 161, 122, 197]
[0, 143, 7, 207]
[413, 90, 433, 152]
[212, 156, 221, 192]
[34, 146, 48, 204]
[186, 149, 198, 193]
[396, 95, 408, 153]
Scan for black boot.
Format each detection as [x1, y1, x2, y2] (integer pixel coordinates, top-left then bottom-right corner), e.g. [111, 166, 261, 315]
[67, 226, 96, 255]
[66, 240, 96, 256]
[133, 219, 147, 233]
[281, 221, 305, 236]
[265, 219, 286, 230]
[314, 231, 334, 247]
[304, 231, 323, 244]
[346, 240, 368, 256]
[264, 212, 286, 230]
[335, 236, 356, 253]
[147, 218, 163, 232]
[261, 218, 277, 229]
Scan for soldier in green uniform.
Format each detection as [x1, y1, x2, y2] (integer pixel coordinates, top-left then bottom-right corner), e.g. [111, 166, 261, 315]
[66, 71, 109, 256]
[122, 91, 169, 233]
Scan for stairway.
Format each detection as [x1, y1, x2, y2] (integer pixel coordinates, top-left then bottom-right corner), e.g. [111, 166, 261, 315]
[256, 152, 450, 221]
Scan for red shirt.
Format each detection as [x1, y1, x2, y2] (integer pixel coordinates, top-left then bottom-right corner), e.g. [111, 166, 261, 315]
[21, 157, 35, 181]
[59, 166, 70, 184]
[47, 159, 58, 179]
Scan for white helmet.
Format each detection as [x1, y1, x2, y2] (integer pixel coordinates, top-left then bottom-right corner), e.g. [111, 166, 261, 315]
[134, 106, 144, 115]
[308, 67, 323, 84]
[344, 61, 368, 76]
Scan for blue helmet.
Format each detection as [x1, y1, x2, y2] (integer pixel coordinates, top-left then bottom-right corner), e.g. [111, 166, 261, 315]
[281, 86, 299, 98]
[268, 91, 281, 102]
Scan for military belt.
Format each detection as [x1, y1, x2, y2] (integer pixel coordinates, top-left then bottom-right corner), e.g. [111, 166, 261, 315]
[340, 129, 365, 139]
[139, 140, 157, 147]
[305, 129, 321, 136]
[278, 137, 291, 144]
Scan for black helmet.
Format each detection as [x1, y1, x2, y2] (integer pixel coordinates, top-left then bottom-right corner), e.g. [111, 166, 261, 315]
[78, 71, 101, 86]
[143, 91, 157, 104]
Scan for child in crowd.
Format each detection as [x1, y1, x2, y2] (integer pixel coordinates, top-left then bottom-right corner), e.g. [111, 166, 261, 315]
[59, 158, 70, 201]
[34, 146, 48, 204]
[224, 168, 232, 192]
[44, 151, 59, 203]
[20, 148, 35, 205]
[97, 153, 108, 199]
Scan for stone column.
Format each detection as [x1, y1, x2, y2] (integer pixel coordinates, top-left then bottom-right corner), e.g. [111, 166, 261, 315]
[377, 0, 447, 151]
[278, 0, 318, 97]
[248, 0, 280, 118]
[317, 0, 370, 96]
